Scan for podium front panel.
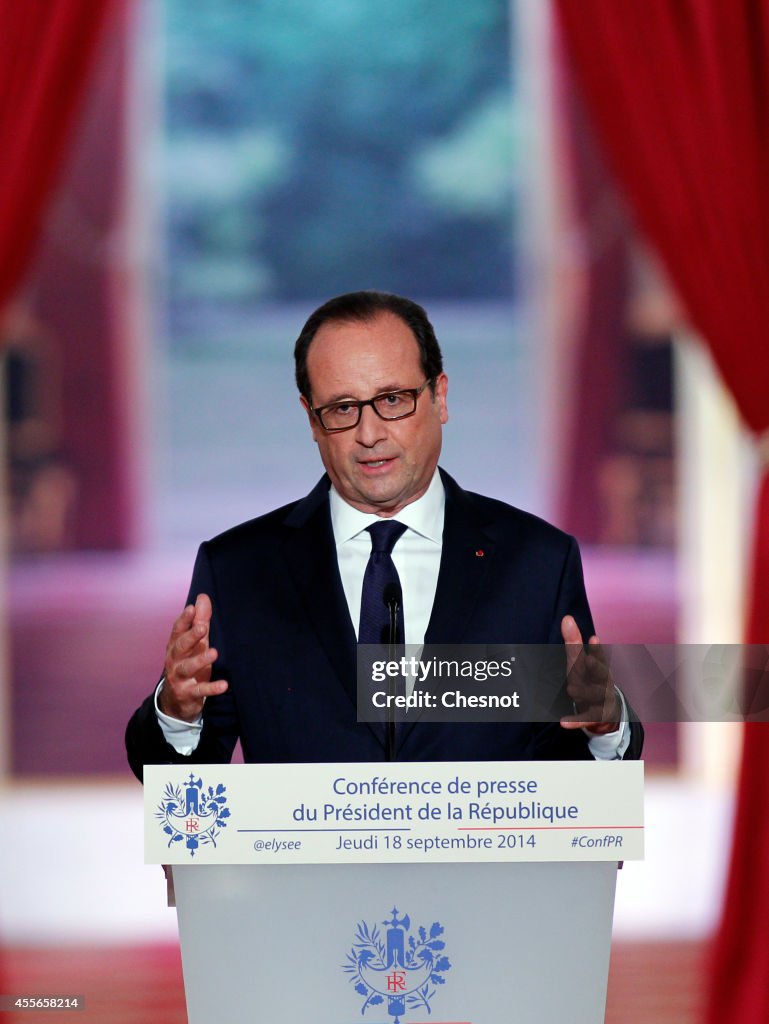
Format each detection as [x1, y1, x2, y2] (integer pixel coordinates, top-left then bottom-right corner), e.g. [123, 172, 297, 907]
[173, 860, 617, 1024]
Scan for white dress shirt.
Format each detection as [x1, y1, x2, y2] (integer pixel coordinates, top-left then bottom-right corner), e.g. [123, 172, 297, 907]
[157, 469, 628, 758]
[330, 468, 444, 645]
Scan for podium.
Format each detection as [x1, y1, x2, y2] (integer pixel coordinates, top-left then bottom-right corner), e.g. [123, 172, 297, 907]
[146, 761, 643, 1024]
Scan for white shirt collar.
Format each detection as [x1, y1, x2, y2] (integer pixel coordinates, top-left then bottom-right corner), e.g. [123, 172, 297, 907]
[329, 468, 445, 546]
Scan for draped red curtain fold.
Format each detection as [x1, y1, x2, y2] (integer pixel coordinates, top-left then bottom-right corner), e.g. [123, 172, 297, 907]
[554, 1, 769, 1019]
[0, 0, 118, 314]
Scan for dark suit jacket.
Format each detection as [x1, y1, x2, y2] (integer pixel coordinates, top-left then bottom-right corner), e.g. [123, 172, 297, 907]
[126, 470, 643, 779]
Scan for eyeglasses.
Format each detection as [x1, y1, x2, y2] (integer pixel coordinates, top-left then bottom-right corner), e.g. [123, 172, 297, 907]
[311, 380, 434, 433]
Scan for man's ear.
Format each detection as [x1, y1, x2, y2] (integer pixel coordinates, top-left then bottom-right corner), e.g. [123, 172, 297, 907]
[299, 394, 319, 443]
[434, 372, 449, 425]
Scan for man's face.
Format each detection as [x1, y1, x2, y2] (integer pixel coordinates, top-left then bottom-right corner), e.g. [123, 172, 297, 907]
[301, 312, 448, 516]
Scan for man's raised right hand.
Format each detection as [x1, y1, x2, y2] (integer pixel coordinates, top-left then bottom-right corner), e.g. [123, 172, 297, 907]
[158, 593, 228, 722]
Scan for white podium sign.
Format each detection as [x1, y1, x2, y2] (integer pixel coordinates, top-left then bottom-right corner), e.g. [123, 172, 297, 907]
[144, 761, 644, 1024]
[144, 759, 643, 864]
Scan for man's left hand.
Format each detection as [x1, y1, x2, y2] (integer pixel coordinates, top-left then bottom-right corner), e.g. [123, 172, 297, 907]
[559, 615, 621, 735]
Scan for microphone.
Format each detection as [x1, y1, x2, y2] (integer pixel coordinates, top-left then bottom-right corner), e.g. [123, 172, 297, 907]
[382, 582, 403, 763]
[383, 582, 402, 648]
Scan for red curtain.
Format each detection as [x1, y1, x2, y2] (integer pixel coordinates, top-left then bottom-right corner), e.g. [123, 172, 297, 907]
[0, 0, 118, 315]
[554, 1, 769, 1020]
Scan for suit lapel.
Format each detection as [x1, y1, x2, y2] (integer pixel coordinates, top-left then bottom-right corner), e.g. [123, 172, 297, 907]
[399, 471, 497, 750]
[423, 470, 496, 645]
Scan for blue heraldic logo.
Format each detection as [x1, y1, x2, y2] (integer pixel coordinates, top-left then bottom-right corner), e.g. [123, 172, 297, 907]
[156, 773, 230, 857]
[344, 907, 452, 1024]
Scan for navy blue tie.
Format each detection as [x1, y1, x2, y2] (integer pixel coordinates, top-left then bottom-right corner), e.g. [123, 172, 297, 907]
[358, 520, 407, 646]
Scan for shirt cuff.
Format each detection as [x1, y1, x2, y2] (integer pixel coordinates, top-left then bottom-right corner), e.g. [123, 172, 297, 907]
[154, 678, 203, 756]
[584, 688, 631, 760]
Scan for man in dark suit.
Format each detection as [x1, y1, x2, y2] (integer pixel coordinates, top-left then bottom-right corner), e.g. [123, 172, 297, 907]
[126, 291, 641, 779]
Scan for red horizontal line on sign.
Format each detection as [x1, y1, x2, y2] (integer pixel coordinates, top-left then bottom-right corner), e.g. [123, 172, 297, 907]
[456, 825, 644, 831]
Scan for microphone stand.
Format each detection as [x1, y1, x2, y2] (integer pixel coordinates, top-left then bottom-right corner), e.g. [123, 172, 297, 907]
[385, 588, 400, 762]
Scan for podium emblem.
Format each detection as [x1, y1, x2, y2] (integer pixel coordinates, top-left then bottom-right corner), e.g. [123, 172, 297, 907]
[155, 773, 230, 857]
[344, 906, 452, 1023]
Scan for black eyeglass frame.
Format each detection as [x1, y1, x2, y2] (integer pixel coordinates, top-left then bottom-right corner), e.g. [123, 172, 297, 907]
[311, 379, 434, 433]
